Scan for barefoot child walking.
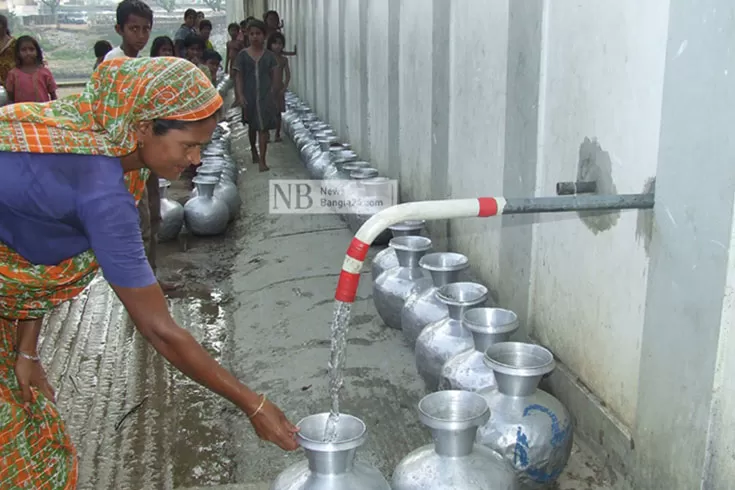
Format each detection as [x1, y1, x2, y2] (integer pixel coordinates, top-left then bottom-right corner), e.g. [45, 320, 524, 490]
[267, 32, 290, 143]
[4, 36, 57, 103]
[234, 19, 279, 172]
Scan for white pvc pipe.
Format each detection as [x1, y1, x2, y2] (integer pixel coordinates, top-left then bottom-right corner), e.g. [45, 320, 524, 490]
[355, 199, 480, 245]
[335, 197, 507, 302]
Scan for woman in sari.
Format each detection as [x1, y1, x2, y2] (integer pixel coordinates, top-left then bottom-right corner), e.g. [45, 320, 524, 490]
[0, 56, 299, 489]
[0, 14, 16, 86]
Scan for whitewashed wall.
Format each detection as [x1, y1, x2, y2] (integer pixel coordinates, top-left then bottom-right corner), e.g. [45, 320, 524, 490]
[265, 0, 735, 488]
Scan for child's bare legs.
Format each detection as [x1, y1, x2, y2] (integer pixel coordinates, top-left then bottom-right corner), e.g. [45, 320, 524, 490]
[258, 130, 270, 172]
[275, 112, 283, 142]
[248, 127, 259, 164]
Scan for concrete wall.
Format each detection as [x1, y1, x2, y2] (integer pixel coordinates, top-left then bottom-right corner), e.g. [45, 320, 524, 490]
[267, 0, 735, 487]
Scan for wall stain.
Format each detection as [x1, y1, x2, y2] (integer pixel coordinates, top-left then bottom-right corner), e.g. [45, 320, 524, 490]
[635, 177, 656, 256]
[577, 138, 619, 233]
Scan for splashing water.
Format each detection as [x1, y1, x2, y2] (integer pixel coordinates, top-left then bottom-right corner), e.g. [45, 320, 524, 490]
[323, 300, 353, 442]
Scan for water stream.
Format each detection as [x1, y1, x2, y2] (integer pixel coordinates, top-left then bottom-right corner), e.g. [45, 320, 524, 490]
[323, 300, 353, 442]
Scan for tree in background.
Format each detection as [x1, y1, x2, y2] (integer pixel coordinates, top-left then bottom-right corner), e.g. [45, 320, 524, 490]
[202, 0, 222, 12]
[155, 0, 176, 14]
[39, 0, 61, 27]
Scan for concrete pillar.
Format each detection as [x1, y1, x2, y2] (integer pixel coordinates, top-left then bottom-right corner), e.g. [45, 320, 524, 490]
[313, 0, 328, 120]
[366, 0, 400, 177]
[497, 0, 543, 324]
[343, 0, 369, 157]
[443, 0, 509, 279]
[398, 0, 434, 204]
[326, 0, 343, 136]
[634, 0, 735, 488]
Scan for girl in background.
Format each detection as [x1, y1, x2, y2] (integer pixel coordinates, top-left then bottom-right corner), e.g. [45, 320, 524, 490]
[267, 32, 290, 143]
[234, 19, 279, 172]
[5, 35, 57, 104]
[150, 35, 175, 57]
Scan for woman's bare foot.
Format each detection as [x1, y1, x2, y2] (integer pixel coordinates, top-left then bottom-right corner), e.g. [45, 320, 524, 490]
[259, 165, 270, 172]
[251, 152, 260, 164]
[274, 135, 283, 142]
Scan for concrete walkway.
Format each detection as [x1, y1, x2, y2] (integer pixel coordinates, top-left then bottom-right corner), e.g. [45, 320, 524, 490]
[41, 134, 621, 489]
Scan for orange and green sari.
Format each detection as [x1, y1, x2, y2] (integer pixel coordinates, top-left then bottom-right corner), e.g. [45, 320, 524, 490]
[0, 56, 222, 489]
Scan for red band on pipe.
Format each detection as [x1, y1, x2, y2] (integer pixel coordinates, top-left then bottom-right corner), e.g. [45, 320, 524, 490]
[335, 270, 361, 302]
[477, 197, 499, 217]
[346, 237, 370, 261]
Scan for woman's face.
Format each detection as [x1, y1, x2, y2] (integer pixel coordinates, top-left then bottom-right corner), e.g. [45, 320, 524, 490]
[135, 116, 218, 180]
[266, 14, 278, 29]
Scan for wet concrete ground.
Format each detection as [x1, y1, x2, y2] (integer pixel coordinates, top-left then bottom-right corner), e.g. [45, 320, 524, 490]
[38, 123, 624, 489]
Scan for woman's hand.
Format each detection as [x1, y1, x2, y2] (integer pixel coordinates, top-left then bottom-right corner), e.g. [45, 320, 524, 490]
[248, 396, 300, 450]
[14, 355, 55, 405]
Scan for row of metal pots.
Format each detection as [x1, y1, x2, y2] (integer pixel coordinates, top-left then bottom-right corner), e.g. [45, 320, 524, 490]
[271, 225, 574, 490]
[158, 81, 245, 240]
[379, 223, 573, 488]
[281, 92, 394, 245]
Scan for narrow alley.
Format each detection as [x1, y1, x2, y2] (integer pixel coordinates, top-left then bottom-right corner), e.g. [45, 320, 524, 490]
[38, 128, 623, 490]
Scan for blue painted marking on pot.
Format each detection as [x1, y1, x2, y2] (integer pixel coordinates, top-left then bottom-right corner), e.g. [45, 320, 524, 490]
[510, 403, 573, 483]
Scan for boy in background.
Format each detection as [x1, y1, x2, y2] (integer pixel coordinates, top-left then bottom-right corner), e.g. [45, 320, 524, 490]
[225, 22, 241, 75]
[183, 34, 205, 65]
[174, 9, 197, 58]
[93, 40, 112, 69]
[199, 19, 214, 50]
[104, 0, 152, 60]
[202, 49, 222, 84]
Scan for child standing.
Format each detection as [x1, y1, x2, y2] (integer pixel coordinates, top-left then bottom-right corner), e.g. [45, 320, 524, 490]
[202, 49, 222, 84]
[225, 22, 242, 76]
[183, 33, 205, 65]
[104, 0, 153, 61]
[234, 19, 279, 172]
[93, 40, 112, 69]
[5, 36, 57, 103]
[267, 32, 290, 143]
[149, 35, 174, 57]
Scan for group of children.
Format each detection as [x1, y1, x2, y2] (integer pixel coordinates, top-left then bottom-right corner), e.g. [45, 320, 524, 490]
[91, 2, 222, 86]
[227, 11, 293, 172]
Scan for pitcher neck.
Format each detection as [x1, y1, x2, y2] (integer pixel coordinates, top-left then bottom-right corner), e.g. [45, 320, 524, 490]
[195, 182, 216, 199]
[471, 331, 510, 353]
[305, 448, 356, 475]
[447, 303, 474, 321]
[396, 249, 426, 268]
[430, 269, 462, 287]
[431, 427, 477, 457]
[494, 372, 542, 397]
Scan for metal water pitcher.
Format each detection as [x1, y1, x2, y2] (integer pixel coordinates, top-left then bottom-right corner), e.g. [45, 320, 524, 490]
[476, 342, 574, 488]
[371, 220, 426, 282]
[373, 236, 433, 329]
[414, 282, 488, 391]
[439, 307, 519, 392]
[391, 390, 519, 490]
[270, 413, 390, 490]
[401, 252, 470, 347]
[184, 176, 230, 236]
